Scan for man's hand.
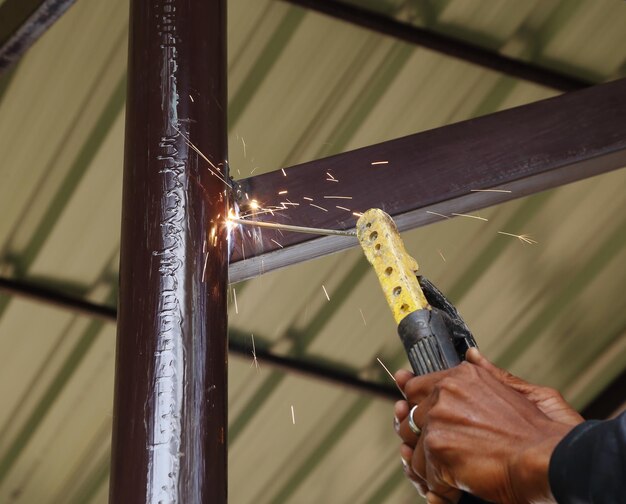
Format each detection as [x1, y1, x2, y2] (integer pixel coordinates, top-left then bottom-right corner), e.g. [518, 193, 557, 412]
[393, 349, 583, 503]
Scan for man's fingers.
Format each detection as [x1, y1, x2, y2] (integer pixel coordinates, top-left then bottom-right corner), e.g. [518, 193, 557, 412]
[403, 369, 450, 404]
[394, 400, 409, 434]
[466, 348, 516, 384]
[394, 369, 414, 390]
[426, 491, 459, 504]
[465, 348, 498, 373]
[424, 459, 462, 504]
[466, 348, 531, 392]
[400, 444, 428, 496]
[426, 491, 449, 504]
[398, 388, 438, 447]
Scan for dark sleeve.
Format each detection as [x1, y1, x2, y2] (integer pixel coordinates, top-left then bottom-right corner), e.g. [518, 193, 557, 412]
[549, 411, 626, 503]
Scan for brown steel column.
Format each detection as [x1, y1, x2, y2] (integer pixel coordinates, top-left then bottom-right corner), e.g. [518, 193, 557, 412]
[110, 0, 228, 502]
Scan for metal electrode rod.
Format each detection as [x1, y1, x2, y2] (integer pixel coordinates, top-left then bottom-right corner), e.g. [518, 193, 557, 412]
[231, 217, 357, 237]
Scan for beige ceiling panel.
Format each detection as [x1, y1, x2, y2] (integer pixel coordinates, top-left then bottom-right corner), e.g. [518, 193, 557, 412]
[564, 330, 626, 410]
[229, 15, 397, 175]
[465, 170, 626, 360]
[385, 482, 427, 504]
[228, 0, 291, 99]
[229, 357, 272, 420]
[229, 251, 353, 345]
[512, 249, 625, 388]
[272, 35, 399, 166]
[0, 323, 99, 463]
[305, 266, 395, 369]
[0, 323, 114, 501]
[438, 0, 542, 43]
[49, 417, 111, 504]
[0, 0, 127, 250]
[496, 79, 556, 108]
[0, 301, 77, 450]
[285, 399, 398, 503]
[28, 112, 124, 284]
[355, 49, 484, 140]
[229, 376, 348, 503]
[542, 0, 626, 78]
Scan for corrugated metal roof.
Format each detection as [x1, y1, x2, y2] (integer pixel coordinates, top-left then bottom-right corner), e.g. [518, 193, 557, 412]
[0, 0, 624, 502]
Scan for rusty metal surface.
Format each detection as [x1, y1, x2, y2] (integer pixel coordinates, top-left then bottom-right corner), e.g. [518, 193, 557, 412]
[109, 0, 229, 502]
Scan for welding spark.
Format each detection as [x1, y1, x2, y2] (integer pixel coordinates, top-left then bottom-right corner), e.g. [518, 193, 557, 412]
[281, 168, 287, 177]
[233, 287, 239, 314]
[250, 167, 259, 174]
[323, 196, 353, 200]
[437, 249, 447, 262]
[470, 189, 512, 193]
[451, 213, 489, 222]
[497, 231, 538, 244]
[303, 197, 313, 201]
[291, 405, 296, 425]
[250, 333, 259, 371]
[202, 252, 209, 282]
[322, 285, 330, 301]
[189, 94, 195, 103]
[336, 206, 351, 212]
[359, 308, 367, 326]
[241, 137, 247, 158]
[352, 212, 363, 217]
[270, 238, 284, 248]
[376, 357, 407, 399]
[174, 126, 231, 188]
[426, 211, 450, 219]
[371, 161, 389, 165]
[278, 190, 288, 195]
[310, 203, 328, 212]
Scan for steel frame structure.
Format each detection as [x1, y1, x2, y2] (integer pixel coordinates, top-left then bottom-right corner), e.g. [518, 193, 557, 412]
[0, 1, 625, 502]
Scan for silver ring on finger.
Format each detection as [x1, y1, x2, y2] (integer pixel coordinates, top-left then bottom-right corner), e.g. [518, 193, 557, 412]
[408, 404, 421, 436]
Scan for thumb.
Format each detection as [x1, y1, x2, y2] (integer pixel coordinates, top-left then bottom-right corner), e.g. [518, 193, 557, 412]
[426, 491, 457, 504]
[466, 348, 532, 393]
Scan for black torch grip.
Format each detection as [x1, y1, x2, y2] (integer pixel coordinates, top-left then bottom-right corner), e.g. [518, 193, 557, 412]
[397, 309, 492, 504]
[397, 309, 461, 375]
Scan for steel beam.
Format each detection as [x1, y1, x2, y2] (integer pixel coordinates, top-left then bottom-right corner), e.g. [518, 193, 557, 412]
[109, 0, 229, 502]
[0, 276, 116, 322]
[282, 0, 591, 92]
[230, 78, 626, 283]
[0, 0, 77, 74]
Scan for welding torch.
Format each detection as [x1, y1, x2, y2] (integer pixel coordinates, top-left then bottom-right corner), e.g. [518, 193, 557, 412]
[355, 208, 478, 374]
[355, 209, 487, 504]
[231, 208, 478, 373]
[232, 208, 486, 503]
